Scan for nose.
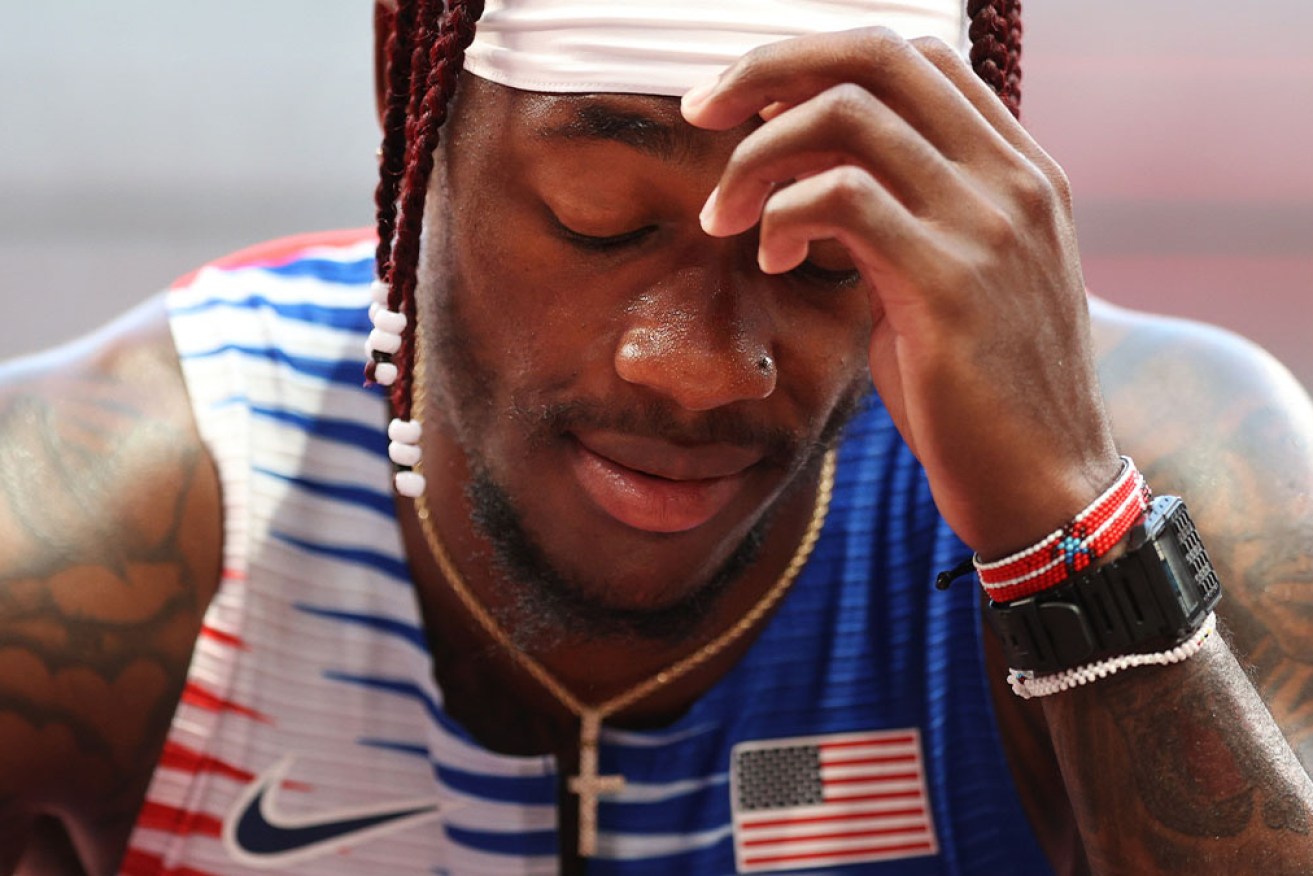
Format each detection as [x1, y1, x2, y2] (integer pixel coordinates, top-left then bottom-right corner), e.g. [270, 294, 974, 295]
[614, 268, 776, 412]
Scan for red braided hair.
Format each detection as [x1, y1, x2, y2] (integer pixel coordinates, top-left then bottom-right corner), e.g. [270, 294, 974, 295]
[968, 0, 1024, 118]
[370, 0, 1023, 438]
[370, 0, 486, 422]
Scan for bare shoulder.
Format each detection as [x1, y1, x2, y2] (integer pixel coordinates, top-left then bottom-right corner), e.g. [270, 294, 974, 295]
[0, 296, 222, 871]
[1090, 297, 1313, 764]
[1091, 296, 1313, 477]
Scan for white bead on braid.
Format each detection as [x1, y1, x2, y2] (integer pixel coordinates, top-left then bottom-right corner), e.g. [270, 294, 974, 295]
[368, 327, 403, 355]
[365, 279, 406, 387]
[394, 470, 427, 498]
[373, 308, 407, 335]
[388, 417, 426, 497]
[389, 417, 422, 444]
[389, 441, 422, 468]
[368, 278, 391, 323]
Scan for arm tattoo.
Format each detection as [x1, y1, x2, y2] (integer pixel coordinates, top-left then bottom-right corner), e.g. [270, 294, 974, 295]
[1044, 640, 1313, 873]
[1141, 406, 1313, 769]
[1097, 319, 1313, 764]
[0, 338, 220, 860]
[1103, 649, 1305, 838]
[1058, 313, 1313, 871]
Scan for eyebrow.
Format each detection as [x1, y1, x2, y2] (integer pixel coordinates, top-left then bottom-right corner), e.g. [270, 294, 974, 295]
[535, 102, 689, 162]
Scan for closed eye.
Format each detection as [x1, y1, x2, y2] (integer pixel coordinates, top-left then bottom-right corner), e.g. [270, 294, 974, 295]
[551, 215, 656, 251]
[549, 209, 857, 288]
[790, 260, 862, 289]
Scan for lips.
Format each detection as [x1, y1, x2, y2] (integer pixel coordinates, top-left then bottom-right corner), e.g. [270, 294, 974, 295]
[569, 431, 763, 533]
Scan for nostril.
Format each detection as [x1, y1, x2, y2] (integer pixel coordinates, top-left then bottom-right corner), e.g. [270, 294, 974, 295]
[614, 334, 776, 411]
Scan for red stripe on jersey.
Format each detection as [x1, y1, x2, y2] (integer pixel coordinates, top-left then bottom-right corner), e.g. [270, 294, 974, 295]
[135, 801, 223, 838]
[199, 624, 246, 650]
[181, 681, 271, 723]
[158, 741, 253, 783]
[169, 228, 374, 290]
[120, 847, 220, 876]
[156, 741, 311, 793]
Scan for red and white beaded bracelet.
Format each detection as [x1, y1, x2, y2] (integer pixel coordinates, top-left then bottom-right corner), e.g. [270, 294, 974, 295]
[977, 457, 1152, 604]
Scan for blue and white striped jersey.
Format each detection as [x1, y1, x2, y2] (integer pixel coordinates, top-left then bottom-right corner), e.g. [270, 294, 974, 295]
[122, 230, 1052, 875]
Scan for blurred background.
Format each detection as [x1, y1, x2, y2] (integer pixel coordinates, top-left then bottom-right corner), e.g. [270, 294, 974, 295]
[1, 1, 1310, 388]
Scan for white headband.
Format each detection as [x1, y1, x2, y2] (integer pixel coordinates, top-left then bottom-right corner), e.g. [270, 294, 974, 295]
[464, 0, 968, 97]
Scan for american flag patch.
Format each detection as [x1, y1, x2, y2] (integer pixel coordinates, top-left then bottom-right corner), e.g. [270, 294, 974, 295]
[730, 729, 938, 872]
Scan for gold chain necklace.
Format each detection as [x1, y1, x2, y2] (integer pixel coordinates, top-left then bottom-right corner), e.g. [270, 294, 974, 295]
[410, 348, 836, 857]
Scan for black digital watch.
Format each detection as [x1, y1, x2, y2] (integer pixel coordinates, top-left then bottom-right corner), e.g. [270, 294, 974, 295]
[986, 495, 1222, 674]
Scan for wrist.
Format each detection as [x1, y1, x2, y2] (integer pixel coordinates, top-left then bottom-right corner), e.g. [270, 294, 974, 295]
[975, 457, 1150, 604]
[986, 494, 1223, 694]
[970, 453, 1126, 562]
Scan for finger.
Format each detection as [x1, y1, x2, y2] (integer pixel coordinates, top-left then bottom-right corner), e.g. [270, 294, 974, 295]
[682, 28, 1015, 167]
[703, 83, 967, 238]
[909, 36, 1071, 200]
[752, 167, 922, 452]
[754, 165, 929, 288]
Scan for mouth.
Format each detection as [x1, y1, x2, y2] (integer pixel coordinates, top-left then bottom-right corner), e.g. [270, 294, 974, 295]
[568, 431, 764, 534]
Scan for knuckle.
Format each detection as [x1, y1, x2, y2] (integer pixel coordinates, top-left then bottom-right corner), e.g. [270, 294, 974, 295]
[909, 35, 957, 66]
[730, 36, 793, 87]
[730, 47, 767, 84]
[822, 165, 875, 210]
[852, 25, 910, 72]
[1046, 163, 1075, 212]
[978, 205, 1018, 249]
[1011, 163, 1059, 219]
[822, 82, 878, 126]
[721, 41, 780, 94]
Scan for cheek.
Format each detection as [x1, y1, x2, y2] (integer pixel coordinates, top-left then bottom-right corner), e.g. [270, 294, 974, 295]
[441, 194, 551, 329]
[441, 225, 623, 404]
[775, 290, 874, 404]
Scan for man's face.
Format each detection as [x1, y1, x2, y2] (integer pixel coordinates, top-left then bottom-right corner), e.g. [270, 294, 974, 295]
[416, 75, 872, 640]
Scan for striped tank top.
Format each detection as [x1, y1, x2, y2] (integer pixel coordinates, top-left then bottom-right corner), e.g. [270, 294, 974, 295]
[121, 230, 1052, 875]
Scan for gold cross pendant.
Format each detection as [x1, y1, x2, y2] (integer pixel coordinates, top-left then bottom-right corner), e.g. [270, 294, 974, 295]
[567, 712, 625, 857]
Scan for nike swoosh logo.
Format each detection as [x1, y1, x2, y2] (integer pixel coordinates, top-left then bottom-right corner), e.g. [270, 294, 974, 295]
[223, 755, 451, 867]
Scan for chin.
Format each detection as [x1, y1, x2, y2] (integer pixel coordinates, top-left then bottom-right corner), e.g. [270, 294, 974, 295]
[467, 464, 773, 645]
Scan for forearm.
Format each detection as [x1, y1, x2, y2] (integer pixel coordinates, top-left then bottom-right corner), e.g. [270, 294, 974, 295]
[1043, 634, 1313, 874]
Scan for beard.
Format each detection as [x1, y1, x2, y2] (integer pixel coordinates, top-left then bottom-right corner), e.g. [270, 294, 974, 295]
[466, 464, 773, 649]
[420, 260, 870, 652]
[454, 388, 866, 652]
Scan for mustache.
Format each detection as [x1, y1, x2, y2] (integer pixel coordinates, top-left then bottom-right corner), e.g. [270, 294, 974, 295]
[511, 397, 805, 464]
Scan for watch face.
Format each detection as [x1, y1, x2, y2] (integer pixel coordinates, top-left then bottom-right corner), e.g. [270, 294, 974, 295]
[1155, 501, 1221, 623]
[1158, 535, 1200, 613]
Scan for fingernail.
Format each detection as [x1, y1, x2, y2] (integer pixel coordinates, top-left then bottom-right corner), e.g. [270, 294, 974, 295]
[681, 77, 718, 113]
[699, 186, 720, 234]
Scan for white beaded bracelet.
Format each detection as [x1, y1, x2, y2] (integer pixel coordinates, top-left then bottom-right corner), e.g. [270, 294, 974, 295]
[1008, 611, 1218, 699]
